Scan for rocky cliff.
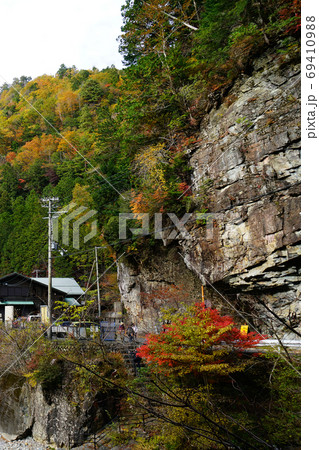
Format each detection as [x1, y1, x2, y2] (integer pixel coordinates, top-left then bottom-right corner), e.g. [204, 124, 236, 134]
[0, 373, 116, 447]
[118, 48, 301, 338]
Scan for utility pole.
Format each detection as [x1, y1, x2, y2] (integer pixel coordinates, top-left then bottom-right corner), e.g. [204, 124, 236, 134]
[47, 198, 53, 339]
[95, 246, 101, 318]
[41, 197, 59, 339]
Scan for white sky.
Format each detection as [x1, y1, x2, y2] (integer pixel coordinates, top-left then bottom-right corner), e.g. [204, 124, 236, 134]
[0, 0, 126, 84]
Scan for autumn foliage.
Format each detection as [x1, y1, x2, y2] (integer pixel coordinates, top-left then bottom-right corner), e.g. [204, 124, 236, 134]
[278, 0, 301, 35]
[0, 0, 300, 276]
[137, 303, 266, 377]
[130, 188, 168, 216]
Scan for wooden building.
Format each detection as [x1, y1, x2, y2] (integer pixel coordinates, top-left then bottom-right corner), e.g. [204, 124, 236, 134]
[0, 272, 84, 322]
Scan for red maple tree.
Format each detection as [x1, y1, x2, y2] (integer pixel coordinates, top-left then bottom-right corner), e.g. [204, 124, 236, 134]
[137, 302, 266, 377]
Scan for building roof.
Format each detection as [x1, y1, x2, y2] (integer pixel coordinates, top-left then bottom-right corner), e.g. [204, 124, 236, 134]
[30, 277, 84, 296]
[0, 272, 84, 297]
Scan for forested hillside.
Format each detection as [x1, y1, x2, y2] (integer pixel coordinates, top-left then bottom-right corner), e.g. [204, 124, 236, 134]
[0, 2, 301, 448]
[0, 0, 300, 282]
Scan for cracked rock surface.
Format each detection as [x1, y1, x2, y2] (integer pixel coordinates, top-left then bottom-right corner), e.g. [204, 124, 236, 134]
[118, 49, 300, 337]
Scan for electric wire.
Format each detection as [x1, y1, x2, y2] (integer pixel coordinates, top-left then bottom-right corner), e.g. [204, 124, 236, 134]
[177, 252, 301, 376]
[0, 67, 301, 379]
[0, 74, 126, 200]
[0, 253, 125, 381]
[178, 74, 301, 198]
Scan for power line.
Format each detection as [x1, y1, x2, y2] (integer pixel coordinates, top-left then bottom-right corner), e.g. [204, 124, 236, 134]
[0, 253, 125, 381]
[178, 74, 301, 198]
[50, 180, 300, 261]
[178, 252, 301, 376]
[0, 73, 126, 200]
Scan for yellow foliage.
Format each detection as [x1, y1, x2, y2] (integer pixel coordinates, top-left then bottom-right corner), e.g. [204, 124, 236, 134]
[56, 90, 79, 120]
[72, 183, 94, 207]
[133, 143, 168, 190]
[130, 143, 170, 215]
[56, 130, 77, 156]
[24, 371, 39, 387]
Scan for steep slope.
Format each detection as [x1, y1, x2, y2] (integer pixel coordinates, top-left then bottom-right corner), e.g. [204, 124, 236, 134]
[118, 48, 300, 338]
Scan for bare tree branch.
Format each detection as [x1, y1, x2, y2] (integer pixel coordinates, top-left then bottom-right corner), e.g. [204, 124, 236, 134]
[145, 2, 199, 31]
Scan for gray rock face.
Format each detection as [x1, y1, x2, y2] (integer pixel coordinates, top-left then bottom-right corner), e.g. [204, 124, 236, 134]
[118, 49, 300, 338]
[0, 374, 114, 447]
[118, 247, 209, 334]
[0, 375, 33, 441]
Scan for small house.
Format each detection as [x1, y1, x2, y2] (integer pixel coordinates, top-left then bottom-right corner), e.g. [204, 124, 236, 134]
[0, 272, 84, 322]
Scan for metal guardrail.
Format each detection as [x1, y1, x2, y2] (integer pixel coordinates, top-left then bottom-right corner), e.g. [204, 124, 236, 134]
[256, 339, 301, 348]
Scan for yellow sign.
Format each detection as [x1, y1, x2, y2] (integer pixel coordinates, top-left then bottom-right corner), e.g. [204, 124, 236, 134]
[41, 305, 48, 324]
[240, 325, 249, 336]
